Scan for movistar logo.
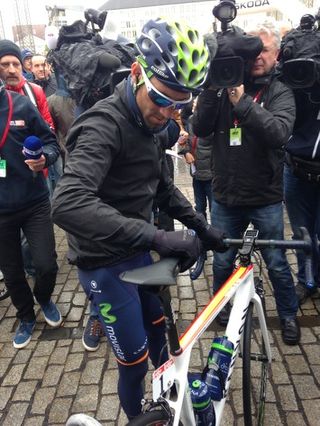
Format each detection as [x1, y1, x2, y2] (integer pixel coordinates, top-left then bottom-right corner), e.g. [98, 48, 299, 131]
[99, 303, 117, 324]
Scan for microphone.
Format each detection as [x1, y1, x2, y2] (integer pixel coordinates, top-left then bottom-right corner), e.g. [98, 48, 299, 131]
[23, 136, 43, 177]
[98, 52, 121, 71]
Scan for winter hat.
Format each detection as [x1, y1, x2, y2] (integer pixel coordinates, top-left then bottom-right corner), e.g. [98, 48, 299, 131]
[21, 48, 33, 61]
[0, 40, 22, 64]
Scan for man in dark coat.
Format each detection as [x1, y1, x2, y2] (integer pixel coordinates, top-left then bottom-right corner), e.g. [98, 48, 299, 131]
[0, 78, 62, 349]
[193, 23, 300, 345]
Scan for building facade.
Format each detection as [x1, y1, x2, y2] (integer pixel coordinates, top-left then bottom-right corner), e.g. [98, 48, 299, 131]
[100, 0, 317, 41]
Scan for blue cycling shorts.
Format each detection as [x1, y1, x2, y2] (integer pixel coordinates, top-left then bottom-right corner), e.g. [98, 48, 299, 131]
[78, 253, 165, 365]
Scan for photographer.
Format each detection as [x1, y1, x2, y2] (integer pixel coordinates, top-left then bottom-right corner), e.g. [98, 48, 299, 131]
[279, 14, 320, 304]
[192, 21, 300, 345]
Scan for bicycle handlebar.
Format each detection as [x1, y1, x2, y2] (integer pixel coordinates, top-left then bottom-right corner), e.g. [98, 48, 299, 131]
[190, 226, 315, 288]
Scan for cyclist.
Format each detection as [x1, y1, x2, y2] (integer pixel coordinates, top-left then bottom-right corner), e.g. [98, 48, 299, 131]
[52, 18, 226, 420]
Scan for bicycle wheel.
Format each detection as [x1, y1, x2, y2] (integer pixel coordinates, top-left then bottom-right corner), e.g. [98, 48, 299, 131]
[127, 408, 171, 426]
[242, 293, 268, 425]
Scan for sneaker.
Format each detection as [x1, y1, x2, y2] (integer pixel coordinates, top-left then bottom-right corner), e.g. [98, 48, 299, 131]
[280, 317, 301, 345]
[82, 315, 104, 352]
[13, 320, 36, 349]
[295, 282, 317, 305]
[66, 413, 102, 426]
[216, 302, 231, 327]
[41, 301, 62, 327]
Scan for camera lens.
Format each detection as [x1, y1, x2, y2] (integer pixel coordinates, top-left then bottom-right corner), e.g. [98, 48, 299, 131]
[210, 56, 244, 88]
[283, 59, 317, 88]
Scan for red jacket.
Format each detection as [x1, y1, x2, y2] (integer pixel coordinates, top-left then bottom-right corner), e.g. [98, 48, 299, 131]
[6, 78, 55, 130]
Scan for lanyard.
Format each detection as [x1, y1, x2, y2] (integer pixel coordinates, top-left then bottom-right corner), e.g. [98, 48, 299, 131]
[0, 91, 13, 149]
[233, 87, 265, 128]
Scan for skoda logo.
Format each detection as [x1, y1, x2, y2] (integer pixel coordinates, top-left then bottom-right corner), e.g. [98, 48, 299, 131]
[90, 280, 98, 289]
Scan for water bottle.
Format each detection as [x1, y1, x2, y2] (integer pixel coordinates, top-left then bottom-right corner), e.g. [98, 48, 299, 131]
[189, 376, 215, 426]
[204, 336, 234, 401]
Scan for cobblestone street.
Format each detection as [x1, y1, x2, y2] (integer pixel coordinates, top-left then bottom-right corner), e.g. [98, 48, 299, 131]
[0, 160, 319, 425]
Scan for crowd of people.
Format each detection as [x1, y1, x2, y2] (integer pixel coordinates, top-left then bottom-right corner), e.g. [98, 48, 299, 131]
[0, 12, 319, 422]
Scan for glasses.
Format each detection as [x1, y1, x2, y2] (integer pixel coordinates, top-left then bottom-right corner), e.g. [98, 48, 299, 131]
[140, 66, 192, 110]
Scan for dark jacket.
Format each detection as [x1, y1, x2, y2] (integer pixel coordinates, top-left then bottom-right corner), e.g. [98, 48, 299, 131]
[286, 91, 320, 160]
[52, 79, 204, 269]
[192, 74, 296, 206]
[0, 89, 59, 213]
[34, 74, 57, 98]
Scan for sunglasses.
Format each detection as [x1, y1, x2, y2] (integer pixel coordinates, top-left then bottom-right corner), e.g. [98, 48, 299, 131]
[140, 66, 192, 110]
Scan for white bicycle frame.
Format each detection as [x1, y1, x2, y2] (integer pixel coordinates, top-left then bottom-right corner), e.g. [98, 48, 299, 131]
[151, 264, 272, 426]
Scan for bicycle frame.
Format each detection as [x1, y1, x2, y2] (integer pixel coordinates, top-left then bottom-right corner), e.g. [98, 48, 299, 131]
[151, 264, 272, 426]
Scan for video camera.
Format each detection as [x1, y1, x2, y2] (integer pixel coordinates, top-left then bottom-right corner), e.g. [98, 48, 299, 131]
[84, 8, 107, 32]
[278, 10, 320, 90]
[48, 9, 135, 109]
[208, 0, 263, 88]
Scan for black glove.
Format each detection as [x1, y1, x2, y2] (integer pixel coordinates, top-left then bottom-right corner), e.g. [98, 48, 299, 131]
[197, 223, 228, 253]
[151, 229, 201, 272]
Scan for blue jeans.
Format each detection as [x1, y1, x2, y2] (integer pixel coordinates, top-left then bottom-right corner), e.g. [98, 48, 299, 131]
[193, 179, 212, 219]
[284, 164, 320, 287]
[211, 198, 298, 319]
[46, 156, 63, 197]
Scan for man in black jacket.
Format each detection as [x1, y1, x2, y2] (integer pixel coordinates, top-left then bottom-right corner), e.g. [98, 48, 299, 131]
[0, 78, 62, 349]
[193, 23, 300, 345]
[52, 18, 226, 420]
[31, 54, 57, 97]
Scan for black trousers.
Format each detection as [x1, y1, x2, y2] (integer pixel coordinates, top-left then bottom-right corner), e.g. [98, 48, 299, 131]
[0, 198, 58, 321]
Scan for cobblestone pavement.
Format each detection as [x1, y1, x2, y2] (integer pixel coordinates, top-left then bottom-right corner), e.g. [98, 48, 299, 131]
[0, 161, 319, 426]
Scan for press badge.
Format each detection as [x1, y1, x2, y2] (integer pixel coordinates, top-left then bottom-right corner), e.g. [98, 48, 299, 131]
[230, 127, 242, 146]
[0, 159, 7, 177]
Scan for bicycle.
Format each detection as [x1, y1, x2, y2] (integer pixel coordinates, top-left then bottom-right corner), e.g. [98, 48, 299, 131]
[120, 225, 313, 426]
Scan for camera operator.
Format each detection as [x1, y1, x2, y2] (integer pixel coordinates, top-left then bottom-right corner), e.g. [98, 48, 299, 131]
[192, 22, 300, 345]
[280, 13, 320, 304]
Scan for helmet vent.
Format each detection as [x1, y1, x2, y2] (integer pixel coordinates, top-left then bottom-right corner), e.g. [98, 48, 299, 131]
[176, 71, 184, 84]
[188, 30, 196, 44]
[168, 41, 178, 55]
[149, 28, 162, 40]
[192, 50, 200, 65]
[179, 58, 188, 75]
[154, 58, 166, 71]
[166, 24, 174, 35]
[162, 52, 174, 67]
[180, 41, 190, 57]
[141, 38, 153, 51]
[175, 22, 182, 32]
[189, 69, 198, 84]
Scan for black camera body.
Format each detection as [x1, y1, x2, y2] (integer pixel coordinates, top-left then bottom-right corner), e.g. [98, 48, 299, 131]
[49, 9, 135, 109]
[208, 26, 263, 88]
[208, 0, 263, 88]
[278, 13, 320, 90]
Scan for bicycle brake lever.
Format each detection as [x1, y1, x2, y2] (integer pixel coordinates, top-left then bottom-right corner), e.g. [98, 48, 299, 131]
[190, 250, 207, 280]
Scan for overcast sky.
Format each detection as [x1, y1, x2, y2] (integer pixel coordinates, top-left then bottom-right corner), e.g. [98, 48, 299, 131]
[0, 0, 104, 38]
[2, 0, 320, 39]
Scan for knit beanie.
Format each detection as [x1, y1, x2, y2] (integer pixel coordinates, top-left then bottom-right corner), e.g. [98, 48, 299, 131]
[0, 40, 23, 64]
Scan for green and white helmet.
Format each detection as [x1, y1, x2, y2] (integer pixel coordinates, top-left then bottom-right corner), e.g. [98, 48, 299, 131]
[136, 18, 210, 92]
